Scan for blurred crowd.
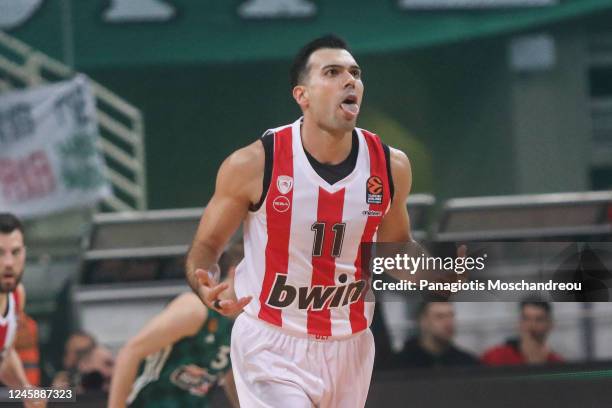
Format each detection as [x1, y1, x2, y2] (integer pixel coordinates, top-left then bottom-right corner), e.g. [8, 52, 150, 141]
[375, 300, 564, 370]
[6, 323, 115, 395]
[50, 331, 114, 394]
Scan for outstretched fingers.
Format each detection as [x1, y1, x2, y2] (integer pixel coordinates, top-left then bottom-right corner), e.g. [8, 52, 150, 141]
[204, 282, 229, 304]
[217, 296, 253, 315]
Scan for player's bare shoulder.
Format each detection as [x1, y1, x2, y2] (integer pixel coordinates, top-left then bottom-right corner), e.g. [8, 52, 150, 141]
[224, 140, 264, 172]
[217, 140, 265, 206]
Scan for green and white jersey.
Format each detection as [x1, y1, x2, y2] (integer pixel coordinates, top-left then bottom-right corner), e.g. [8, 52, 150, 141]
[127, 309, 233, 408]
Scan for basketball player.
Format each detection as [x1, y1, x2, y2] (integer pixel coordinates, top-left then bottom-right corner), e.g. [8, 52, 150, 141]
[0, 213, 45, 408]
[186, 35, 453, 407]
[108, 243, 242, 408]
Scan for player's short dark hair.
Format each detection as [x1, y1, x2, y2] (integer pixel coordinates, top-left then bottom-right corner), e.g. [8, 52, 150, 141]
[520, 298, 552, 316]
[290, 34, 350, 89]
[414, 301, 454, 320]
[218, 240, 244, 280]
[0, 213, 24, 236]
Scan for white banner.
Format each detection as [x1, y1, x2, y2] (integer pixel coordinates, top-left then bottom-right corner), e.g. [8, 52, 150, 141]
[0, 75, 111, 219]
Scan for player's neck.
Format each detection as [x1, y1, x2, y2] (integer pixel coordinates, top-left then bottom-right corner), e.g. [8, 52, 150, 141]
[300, 120, 353, 165]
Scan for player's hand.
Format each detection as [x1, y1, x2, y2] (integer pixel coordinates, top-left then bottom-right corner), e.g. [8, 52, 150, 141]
[195, 269, 252, 316]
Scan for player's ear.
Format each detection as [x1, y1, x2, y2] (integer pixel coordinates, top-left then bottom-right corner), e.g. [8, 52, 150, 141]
[292, 85, 308, 109]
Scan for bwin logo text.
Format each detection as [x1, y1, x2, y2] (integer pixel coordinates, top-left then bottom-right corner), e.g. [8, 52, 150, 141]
[266, 274, 366, 311]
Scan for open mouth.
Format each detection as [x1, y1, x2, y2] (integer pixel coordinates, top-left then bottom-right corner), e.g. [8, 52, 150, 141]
[340, 95, 359, 116]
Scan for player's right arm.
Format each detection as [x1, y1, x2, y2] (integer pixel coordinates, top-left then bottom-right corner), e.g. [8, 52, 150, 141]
[107, 293, 207, 408]
[185, 141, 264, 315]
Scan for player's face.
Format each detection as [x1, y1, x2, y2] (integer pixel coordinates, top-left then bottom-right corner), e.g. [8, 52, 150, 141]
[0, 230, 26, 293]
[296, 48, 363, 133]
[421, 303, 455, 343]
[519, 305, 552, 342]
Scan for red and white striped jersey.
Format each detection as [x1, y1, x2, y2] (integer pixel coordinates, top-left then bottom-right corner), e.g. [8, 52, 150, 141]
[0, 291, 20, 359]
[235, 118, 392, 339]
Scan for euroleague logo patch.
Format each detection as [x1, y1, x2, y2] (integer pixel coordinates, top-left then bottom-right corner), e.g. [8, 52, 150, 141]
[273, 196, 290, 212]
[366, 176, 383, 204]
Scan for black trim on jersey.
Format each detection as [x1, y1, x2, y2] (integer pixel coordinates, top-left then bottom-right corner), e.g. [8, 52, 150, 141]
[304, 130, 359, 185]
[382, 143, 395, 202]
[249, 131, 274, 212]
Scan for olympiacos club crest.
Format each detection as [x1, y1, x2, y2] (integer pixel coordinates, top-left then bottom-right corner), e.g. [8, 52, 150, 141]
[277, 175, 293, 195]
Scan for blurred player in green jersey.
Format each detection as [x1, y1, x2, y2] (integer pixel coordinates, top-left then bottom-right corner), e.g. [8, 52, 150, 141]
[108, 242, 242, 408]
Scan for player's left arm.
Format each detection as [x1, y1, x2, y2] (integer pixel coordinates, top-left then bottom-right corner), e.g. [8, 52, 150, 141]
[221, 370, 240, 408]
[376, 148, 413, 244]
[376, 148, 465, 284]
[1, 349, 47, 408]
[0, 348, 30, 389]
[376, 148, 428, 282]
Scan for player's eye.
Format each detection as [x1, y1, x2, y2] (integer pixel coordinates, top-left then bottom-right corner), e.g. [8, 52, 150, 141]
[326, 68, 338, 76]
[351, 69, 361, 79]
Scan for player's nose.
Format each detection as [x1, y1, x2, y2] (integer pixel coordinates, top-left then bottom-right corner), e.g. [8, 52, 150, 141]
[343, 70, 356, 88]
[0, 253, 10, 265]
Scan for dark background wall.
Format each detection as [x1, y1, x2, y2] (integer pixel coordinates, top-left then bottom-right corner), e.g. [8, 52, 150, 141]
[86, 27, 585, 209]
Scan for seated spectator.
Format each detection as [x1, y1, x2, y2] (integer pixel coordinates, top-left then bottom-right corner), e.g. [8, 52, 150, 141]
[52, 330, 115, 396]
[481, 300, 564, 366]
[397, 302, 478, 368]
[77, 345, 115, 394]
[52, 331, 96, 389]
